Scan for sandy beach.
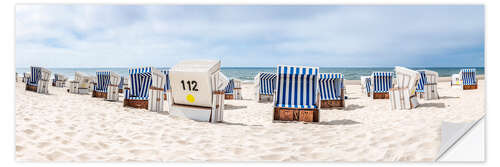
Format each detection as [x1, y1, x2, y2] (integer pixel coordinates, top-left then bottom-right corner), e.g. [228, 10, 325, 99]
[15, 77, 485, 162]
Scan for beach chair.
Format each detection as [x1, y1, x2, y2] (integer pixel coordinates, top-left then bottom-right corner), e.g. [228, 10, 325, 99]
[451, 74, 461, 87]
[89, 76, 97, 93]
[26, 66, 51, 94]
[460, 69, 477, 90]
[233, 79, 242, 100]
[52, 73, 67, 87]
[161, 70, 171, 100]
[69, 72, 90, 94]
[224, 79, 235, 99]
[92, 71, 120, 101]
[255, 72, 276, 102]
[370, 72, 393, 99]
[168, 60, 229, 123]
[389, 66, 420, 110]
[118, 76, 127, 93]
[273, 65, 320, 122]
[416, 70, 439, 100]
[22, 72, 30, 83]
[360, 76, 371, 97]
[124, 67, 166, 111]
[319, 73, 345, 108]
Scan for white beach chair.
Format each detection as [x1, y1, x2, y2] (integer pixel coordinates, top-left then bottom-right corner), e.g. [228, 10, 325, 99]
[416, 70, 440, 100]
[22, 72, 30, 83]
[370, 72, 394, 99]
[389, 66, 421, 110]
[52, 73, 67, 87]
[106, 72, 120, 101]
[319, 73, 345, 108]
[69, 72, 90, 94]
[26, 66, 51, 94]
[273, 65, 320, 122]
[451, 74, 461, 87]
[89, 76, 97, 93]
[254, 72, 277, 102]
[233, 79, 242, 100]
[124, 67, 166, 112]
[460, 69, 477, 90]
[360, 76, 371, 97]
[168, 60, 229, 123]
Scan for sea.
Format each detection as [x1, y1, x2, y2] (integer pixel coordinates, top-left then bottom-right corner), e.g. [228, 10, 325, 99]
[16, 67, 485, 82]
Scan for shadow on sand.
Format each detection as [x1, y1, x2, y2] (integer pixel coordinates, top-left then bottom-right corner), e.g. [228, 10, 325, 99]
[224, 104, 248, 110]
[419, 102, 446, 108]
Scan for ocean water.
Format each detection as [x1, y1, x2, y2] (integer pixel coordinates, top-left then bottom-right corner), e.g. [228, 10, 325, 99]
[16, 67, 485, 81]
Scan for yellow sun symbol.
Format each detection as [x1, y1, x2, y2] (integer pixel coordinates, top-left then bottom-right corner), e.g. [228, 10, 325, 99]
[186, 94, 195, 103]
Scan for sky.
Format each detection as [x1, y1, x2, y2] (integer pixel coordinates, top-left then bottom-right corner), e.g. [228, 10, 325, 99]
[15, 5, 484, 68]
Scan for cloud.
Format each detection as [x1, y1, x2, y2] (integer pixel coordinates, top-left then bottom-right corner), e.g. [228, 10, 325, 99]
[15, 5, 484, 68]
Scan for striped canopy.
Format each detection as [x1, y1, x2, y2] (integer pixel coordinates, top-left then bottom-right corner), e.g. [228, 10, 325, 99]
[125, 67, 154, 100]
[364, 77, 371, 94]
[460, 68, 477, 85]
[416, 70, 427, 93]
[224, 79, 234, 94]
[257, 72, 276, 95]
[275, 65, 319, 109]
[318, 73, 344, 100]
[95, 71, 111, 93]
[161, 70, 170, 92]
[28, 67, 42, 86]
[371, 72, 393, 93]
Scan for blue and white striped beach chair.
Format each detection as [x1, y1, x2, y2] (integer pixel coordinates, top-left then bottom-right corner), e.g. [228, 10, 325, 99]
[224, 79, 235, 99]
[416, 71, 426, 96]
[255, 72, 276, 102]
[92, 71, 120, 101]
[118, 76, 125, 93]
[273, 65, 320, 122]
[360, 76, 371, 97]
[26, 66, 51, 94]
[319, 73, 345, 108]
[161, 70, 171, 100]
[460, 68, 477, 90]
[124, 67, 166, 111]
[370, 72, 393, 99]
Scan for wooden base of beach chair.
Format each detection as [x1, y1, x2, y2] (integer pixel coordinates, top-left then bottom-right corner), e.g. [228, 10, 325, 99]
[416, 92, 424, 99]
[26, 85, 37, 92]
[119, 89, 123, 93]
[373, 92, 389, 99]
[463, 84, 477, 90]
[52, 82, 56, 86]
[123, 99, 148, 109]
[92, 90, 107, 98]
[273, 107, 319, 122]
[321, 100, 344, 108]
[224, 94, 234, 100]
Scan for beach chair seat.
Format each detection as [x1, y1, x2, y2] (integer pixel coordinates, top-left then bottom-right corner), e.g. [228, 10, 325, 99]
[417, 70, 439, 100]
[124, 67, 166, 111]
[389, 66, 421, 110]
[25, 66, 51, 94]
[319, 73, 345, 108]
[255, 72, 276, 102]
[460, 69, 477, 90]
[168, 60, 228, 123]
[370, 72, 393, 99]
[224, 79, 235, 99]
[273, 65, 320, 122]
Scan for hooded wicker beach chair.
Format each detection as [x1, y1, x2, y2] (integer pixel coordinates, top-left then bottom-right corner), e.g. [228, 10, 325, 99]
[168, 60, 229, 123]
[69, 72, 90, 94]
[416, 70, 439, 100]
[360, 76, 371, 97]
[254, 72, 276, 102]
[389, 66, 421, 110]
[319, 73, 345, 108]
[92, 71, 120, 101]
[370, 72, 394, 99]
[224, 79, 235, 99]
[124, 67, 166, 111]
[52, 73, 67, 87]
[26, 66, 51, 94]
[273, 65, 320, 122]
[460, 68, 477, 90]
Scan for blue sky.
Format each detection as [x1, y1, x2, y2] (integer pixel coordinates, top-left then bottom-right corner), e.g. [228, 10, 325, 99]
[15, 5, 484, 68]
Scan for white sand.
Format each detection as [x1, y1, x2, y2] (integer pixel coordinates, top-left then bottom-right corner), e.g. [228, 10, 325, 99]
[15, 79, 485, 161]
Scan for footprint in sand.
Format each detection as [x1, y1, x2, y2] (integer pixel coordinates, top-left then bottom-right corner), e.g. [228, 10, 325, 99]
[23, 129, 34, 135]
[37, 142, 51, 149]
